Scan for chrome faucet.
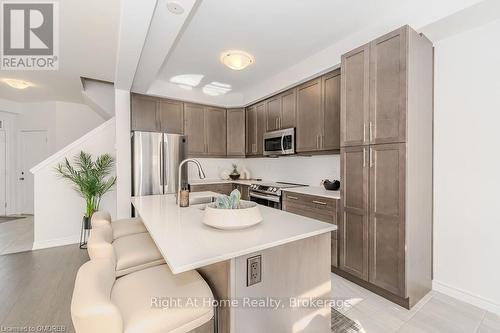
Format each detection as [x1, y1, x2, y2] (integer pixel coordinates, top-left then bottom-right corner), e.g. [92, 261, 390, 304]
[177, 159, 206, 204]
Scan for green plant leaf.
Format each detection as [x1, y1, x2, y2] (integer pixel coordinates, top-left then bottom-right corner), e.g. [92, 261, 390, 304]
[54, 151, 117, 218]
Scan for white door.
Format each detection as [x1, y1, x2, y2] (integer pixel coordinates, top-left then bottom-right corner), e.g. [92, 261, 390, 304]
[19, 131, 48, 214]
[0, 131, 6, 216]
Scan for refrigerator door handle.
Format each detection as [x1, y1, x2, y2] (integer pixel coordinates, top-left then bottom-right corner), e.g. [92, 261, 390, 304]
[159, 139, 164, 190]
[164, 136, 170, 192]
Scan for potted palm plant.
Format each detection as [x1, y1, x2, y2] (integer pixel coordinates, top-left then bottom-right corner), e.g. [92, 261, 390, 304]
[55, 151, 117, 248]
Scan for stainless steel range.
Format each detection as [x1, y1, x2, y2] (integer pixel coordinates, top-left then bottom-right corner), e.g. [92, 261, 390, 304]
[249, 182, 304, 209]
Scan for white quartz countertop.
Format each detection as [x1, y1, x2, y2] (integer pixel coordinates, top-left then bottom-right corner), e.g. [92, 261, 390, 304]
[283, 186, 341, 199]
[131, 192, 336, 274]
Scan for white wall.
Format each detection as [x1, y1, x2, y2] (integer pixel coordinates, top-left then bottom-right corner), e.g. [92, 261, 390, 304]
[115, 89, 132, 218]
[0, 100, 104, 214]
[188, 155, 340, 187]
[433, 17, 500, 314]
[32, 119, 117, 249]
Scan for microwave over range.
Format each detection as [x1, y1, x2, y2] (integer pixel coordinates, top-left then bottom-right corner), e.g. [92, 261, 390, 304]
[263, 128, 295, 156]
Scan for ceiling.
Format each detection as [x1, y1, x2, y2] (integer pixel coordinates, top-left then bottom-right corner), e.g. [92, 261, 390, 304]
[151, 0, 483, 106]
[0, 0, 120, 104]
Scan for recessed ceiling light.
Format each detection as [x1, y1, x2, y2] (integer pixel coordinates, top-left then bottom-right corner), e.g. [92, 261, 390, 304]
[169, 74, 204, 89]
[220, 50, 255, 71]
[166, 1, 184, 15]
[2, 78, 33, 89]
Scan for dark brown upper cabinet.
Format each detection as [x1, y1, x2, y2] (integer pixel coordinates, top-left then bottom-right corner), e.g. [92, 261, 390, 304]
[296, 77, 323, 152]
[131, 94, 184, 134]
[280, 88, 296, 129]
[158, 99, 183, 134]
[264, 88, 297, 132]
[245, 105, 257, 155]
[226, 108, 246, 157]
[184, 104, 227, 157]
[184, 103, 206, 156]
[256, 102, 265, 155]
[369, 28, 407, 145]
[322, 70, 341, 150]
[341, 26, 408, 147]
[131, 94, 160, 132]
[340, 44, 370, 147]
[265, 96, 281, 132]
[296, 69, 341, 153]
[206, 107, 227, 156]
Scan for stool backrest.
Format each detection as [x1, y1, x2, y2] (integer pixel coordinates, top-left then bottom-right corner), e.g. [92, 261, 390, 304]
[91, 211, 112, 228]
[87, 225, 116, 265]
[71, 259, 122, 333]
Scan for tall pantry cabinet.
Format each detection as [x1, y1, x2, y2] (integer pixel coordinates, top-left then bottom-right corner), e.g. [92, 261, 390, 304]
[338, 26, 433, 308]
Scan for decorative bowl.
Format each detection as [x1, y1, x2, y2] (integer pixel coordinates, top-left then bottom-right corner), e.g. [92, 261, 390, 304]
[229, 173, 240, 180]
[202, 200, 262, 230]
[323, 180, 340, 191]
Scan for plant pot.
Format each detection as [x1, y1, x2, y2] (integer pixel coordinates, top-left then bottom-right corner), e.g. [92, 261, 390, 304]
[229, 173, 240, 180]
[83, 216, 92, 230]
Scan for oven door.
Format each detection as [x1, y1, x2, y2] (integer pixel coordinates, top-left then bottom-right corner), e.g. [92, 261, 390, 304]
[249, 191, 281, 209]
[263, 128, 295, 156]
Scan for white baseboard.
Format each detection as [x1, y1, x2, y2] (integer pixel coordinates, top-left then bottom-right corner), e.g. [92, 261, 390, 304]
[433, 280, 500, 315]
[32, 235, 80, 250]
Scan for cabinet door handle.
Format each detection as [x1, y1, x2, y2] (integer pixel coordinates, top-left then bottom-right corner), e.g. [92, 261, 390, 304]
[363, 148, 366, 168]
[288, 195, 299, 200]
[369, 121, 373, 142]
[278, 118, 281, 129]
[363, 123, 366, 143]
[370, 148, 374, 168]
[312, 200, 327, 205]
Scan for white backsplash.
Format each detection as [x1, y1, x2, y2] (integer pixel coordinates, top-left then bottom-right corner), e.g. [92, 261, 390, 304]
[188, 154, 340, 186]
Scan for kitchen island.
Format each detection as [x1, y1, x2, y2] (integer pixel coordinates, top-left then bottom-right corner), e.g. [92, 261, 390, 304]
[132, 191, 336, 333]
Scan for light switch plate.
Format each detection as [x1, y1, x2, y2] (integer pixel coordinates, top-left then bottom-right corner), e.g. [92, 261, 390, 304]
[247, 255, 262, 286]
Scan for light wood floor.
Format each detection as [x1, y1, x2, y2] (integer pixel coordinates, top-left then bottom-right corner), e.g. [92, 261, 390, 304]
[0, 244, 88, 332]
[0, 216, 34, 255]
[331, 273, 500, 332]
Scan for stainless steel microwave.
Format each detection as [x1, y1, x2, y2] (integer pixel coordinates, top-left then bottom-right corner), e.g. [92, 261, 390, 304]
[263, 128, 295, 156]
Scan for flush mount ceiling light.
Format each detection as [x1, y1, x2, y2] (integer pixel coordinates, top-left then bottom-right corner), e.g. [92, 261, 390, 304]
[220, 50, 255, 71]
[202, 82, 232, 96]
[169, 74, 204, 90]
[166, 1, 184, 15]
[2, 78, 33, 89]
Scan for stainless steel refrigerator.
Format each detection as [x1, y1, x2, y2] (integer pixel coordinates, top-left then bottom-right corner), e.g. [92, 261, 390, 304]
[132, 131, 187, 196]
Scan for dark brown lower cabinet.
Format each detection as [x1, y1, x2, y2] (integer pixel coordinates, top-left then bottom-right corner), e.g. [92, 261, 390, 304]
[340, 146, 369, 280]
[189, 183, 233, 196]
[338, 143, 425, 308]
[369, 143, 406, 297]
[282, 191, 339, 268]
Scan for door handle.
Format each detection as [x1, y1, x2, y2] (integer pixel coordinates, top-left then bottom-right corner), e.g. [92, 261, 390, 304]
[287, 195, 298, 200]
[312, 200, 327, 205]
[281, 135, 285, 154]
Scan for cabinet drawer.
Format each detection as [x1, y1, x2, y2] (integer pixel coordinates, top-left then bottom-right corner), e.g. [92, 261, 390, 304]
[283, 191, 337, 210]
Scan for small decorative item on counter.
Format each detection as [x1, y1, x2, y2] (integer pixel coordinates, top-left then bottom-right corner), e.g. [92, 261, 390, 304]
[179, 187, 190, 207]
[203, 189, 262, 230]
[240, 167, 250, 180]
[220, 169, 230, 180]
[321, 179, 341, 191]
[229, 164, 240, 180]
